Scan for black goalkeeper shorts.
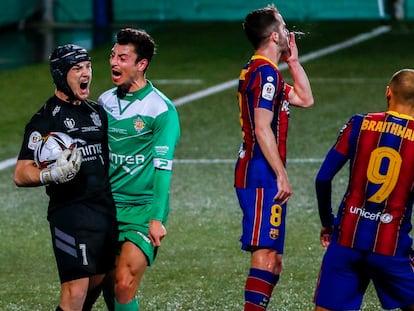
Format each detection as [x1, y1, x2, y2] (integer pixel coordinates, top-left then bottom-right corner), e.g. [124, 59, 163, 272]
[48, 202, 118, 283]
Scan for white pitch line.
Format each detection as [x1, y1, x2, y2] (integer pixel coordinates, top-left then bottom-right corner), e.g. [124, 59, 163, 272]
[0, 157, 322, 171]
[153, 79, 203, 85]
[173, 25, 390, 107]
[0, 157, 17, 170]
[175, 158, 323, 164]
[0, 26, 391, 172]
[310, 77, 388, 83]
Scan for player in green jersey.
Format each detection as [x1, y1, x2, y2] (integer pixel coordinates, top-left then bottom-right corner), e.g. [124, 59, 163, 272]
[98, 28, 180, 311]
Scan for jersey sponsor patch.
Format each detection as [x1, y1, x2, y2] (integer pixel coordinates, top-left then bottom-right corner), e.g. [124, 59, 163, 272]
[348, 206, 393, 223]
[155, 145, 169, 156]
[154, 158, 173, 170]
[52, 105, 61, 116]
[261, 82, 275, 101]
[28, 131, 42, 150]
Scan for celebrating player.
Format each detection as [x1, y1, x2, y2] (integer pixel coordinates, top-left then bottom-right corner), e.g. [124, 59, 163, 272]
[14, 44, 118, 311]
[98, 28, 180, 311]
[234, 4, 314, 310]
[314, 69, 414, 311]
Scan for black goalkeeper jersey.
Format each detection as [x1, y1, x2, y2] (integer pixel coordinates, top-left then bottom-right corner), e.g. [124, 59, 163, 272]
[17, 95, 115, 218]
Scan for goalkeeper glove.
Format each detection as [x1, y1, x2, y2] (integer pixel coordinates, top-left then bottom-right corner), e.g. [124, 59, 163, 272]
[40, 148, 83, 184]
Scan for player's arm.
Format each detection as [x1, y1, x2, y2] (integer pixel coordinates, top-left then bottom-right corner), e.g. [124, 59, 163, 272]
[149, 168, 172, 246]
[255, 107, 291, 204]
[283, 33, 313, 108]
[315, 149, 347, 227]
[149, 106, 180, 246]
[14, 149, 82, 187]
[316, 116, 354, 230]
[315, 148, 348, 248]
[14, 159, 43, 187]
[150, 115, 179, 223]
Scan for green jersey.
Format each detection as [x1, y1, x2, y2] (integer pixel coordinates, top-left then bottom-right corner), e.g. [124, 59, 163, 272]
[99, 81, 180, 221]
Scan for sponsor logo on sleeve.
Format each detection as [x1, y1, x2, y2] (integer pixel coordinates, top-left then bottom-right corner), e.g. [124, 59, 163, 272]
[155, 145, 169, 156]
[28, 131, 42, 150]
[154, 158, 173, 170]
[261, 82, 275, 101]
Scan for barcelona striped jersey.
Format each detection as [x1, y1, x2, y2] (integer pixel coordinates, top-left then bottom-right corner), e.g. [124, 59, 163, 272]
[316, 111, 414, 256]
[234, 55, 291, 189]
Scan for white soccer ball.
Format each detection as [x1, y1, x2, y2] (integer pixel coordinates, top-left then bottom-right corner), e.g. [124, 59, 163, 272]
[34, 132, 76, 168]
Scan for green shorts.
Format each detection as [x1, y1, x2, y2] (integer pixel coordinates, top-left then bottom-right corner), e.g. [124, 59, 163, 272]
[116, 204, 158, 266]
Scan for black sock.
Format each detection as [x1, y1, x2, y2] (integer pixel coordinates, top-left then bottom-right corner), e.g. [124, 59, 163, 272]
[82, 285, 103, 311]
[102, 283, 115, 311]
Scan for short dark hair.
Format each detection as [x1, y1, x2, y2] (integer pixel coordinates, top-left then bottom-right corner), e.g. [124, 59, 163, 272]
[243, 5, 280, 49]
[116, 28, 156, 64]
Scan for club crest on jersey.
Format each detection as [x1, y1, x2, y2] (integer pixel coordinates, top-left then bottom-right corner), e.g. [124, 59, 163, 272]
[90, 112, 102, 127]
[262, 82, 275, 101]
[64, 118, 76, 129]
[269, 228, 279, 240]
[133, 117, 145, 132]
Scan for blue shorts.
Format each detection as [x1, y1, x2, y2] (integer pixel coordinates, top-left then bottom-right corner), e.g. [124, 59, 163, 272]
[236, 188, 286, 253]
[314, 242, 414, 310]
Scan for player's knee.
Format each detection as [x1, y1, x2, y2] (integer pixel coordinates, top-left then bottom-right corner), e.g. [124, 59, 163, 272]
[61, 285, 87, 310]
[273, 258, 283, 274]
[114, 281, 135, 305]
[115, 276, 131, 293]
[115, 272, 135, 298]
[268, 252, 283, 274]
[69, 287, 87, 302]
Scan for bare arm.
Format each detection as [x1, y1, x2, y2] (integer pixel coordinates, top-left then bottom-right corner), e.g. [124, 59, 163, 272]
[14, 149, 82, 186]
[255, 107, 292, 204]
[283, 33, 314, 108]
[14, 159, 43, 187]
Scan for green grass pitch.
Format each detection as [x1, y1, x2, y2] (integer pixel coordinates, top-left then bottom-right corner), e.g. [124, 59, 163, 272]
[1, 20, 414, 310]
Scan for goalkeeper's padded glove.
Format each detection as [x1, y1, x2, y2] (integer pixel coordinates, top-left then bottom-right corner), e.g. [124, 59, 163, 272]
[40, 148, 83, 184]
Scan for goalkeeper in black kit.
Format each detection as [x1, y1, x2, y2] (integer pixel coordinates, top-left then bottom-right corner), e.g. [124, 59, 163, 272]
[14, 44, 118, 311]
